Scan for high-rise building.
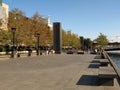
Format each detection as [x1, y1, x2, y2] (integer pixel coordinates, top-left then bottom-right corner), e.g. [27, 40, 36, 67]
[43, 16, 53, 31]
[0, 1, 9, 30]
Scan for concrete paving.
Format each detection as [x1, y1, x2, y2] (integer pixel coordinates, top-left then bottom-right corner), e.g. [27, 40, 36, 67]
[0, 54, 119, 90]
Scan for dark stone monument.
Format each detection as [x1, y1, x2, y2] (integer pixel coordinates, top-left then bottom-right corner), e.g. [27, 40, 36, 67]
[80, 36, 84, 50]
[53, 22, 62, 54]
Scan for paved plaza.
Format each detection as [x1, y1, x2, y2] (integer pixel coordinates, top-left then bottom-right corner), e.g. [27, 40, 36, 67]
[0, 54, 119, 90]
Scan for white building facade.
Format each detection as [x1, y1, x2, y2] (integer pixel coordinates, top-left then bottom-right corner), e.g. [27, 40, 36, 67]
[0, 1, 9, 30]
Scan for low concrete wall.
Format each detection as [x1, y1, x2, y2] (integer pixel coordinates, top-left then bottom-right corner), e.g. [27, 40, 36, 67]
[102, 50, 120, 84]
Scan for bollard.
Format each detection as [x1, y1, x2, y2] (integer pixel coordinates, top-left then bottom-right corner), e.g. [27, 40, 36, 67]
[36, 50, 39, 56]
[17, 53, 20, 57]
[28, 51, 31, 56]
[40, 52, 42, 55]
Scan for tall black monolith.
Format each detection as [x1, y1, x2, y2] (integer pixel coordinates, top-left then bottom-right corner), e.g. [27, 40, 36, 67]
[53, 22, 62, 54]
[80, 36, 84, 50]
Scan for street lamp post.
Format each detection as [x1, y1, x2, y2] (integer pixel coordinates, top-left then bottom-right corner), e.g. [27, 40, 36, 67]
[11, 27, 16, 58]
[35, 33, 40, 55]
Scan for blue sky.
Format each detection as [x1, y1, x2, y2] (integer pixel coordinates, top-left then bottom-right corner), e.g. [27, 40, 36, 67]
[3, 0, 120, 41]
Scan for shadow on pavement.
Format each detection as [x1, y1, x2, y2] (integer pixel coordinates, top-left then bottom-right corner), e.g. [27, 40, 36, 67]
[91, 60, 100, 63]
[94, 55, 101, 59]
[76, 75, 99, 86]
[88, 63, 100, 68]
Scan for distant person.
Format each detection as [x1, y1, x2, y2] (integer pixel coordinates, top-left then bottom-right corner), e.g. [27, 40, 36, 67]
[95, 49, 97, 54]
[45, 48, 49, 55]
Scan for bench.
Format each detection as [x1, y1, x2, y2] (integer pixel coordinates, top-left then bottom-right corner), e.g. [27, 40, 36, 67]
[17, 51, 31, 57]
[104, 87, 120, 90]
[99, 59, 110, 66]
[98, 66, 117, 86]
[77, 50, 84, 54]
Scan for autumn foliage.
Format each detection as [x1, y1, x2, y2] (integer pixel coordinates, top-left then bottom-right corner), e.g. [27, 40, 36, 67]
[0, 8, 81, 49]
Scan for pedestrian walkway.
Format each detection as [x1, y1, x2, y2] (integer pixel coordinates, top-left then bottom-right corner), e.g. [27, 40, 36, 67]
[0, 54, 119, 90]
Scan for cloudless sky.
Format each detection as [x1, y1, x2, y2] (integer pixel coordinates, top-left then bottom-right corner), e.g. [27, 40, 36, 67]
[3, 0, 120, 41]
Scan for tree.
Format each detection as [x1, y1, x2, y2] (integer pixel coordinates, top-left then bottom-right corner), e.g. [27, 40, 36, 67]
[62, 30, 81, 48]
[95, 33, 109, 47]
[8, 8, 80, 49]
[0, 30, 10, 45]
[70, 34, 80, 48]
[8, 9, 53, 47]
[8, 8, 27, 45]
[62, 30, 68, 46]
[31, 12, 53, 46]
[0, 19, 2, 28]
